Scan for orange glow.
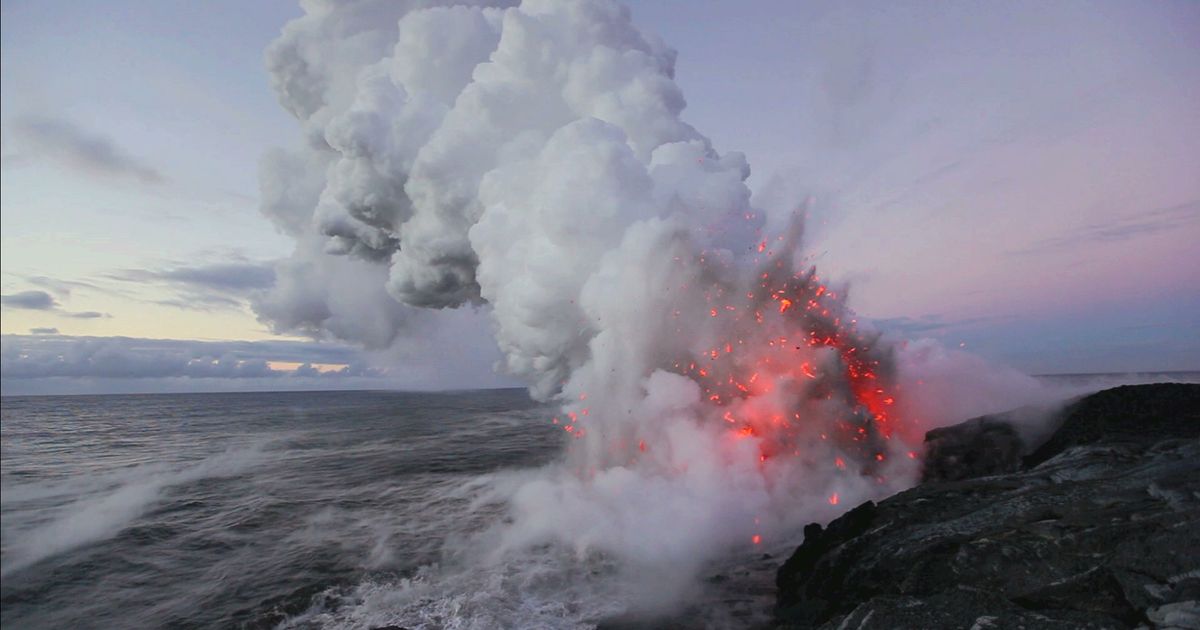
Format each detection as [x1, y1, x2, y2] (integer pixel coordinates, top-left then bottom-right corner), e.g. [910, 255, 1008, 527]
[829, 493, 839, 505]
[751, 534, 762, 545]
[266, 361, 349, 373]
[661, 244, 909, 486]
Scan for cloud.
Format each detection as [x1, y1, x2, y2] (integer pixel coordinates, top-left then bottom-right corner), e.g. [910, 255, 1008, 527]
[1, 290, 58, 310]
[0, 334, 380, 381]
[109, 260, 276, 312]
[0, 289, 111, 319]
[124, 259, 276, 291]
[25, 275, 108, 298]
[0, 306, 514, 395]
[6, 115, 165, 184]
[29, 327, 59, 335]
[151, 262, 276, 291]
[1011, 200, 1200, 256]
[64, 311, 111, 319]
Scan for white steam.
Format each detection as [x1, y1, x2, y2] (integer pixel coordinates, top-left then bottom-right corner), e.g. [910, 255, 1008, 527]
[256, 0, 1064, 611]
[0, 445, 266, 576]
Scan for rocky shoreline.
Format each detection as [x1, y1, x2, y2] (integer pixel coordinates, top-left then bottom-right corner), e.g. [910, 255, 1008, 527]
[378, 383, 1198, 630]
[775, 383, 1200, 629]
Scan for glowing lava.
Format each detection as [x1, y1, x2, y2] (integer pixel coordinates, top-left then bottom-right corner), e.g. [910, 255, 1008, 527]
[553, 215, 914, 495]
[668, 218, 909, 478]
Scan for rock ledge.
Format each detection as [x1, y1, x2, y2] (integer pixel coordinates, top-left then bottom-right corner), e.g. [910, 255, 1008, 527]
[775, 383, 1200, 629]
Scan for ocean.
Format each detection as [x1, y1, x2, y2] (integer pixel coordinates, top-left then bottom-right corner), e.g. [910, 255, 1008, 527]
[0, 390, 779, 629]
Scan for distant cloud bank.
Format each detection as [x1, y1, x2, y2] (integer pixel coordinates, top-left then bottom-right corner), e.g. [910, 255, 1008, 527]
[0, 334, 403, 395]
[1, 334, 377, 381]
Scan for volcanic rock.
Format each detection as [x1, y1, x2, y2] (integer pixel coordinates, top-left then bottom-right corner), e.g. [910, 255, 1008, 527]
[775, 383, 1200, 629]
[921, 413, 1025, 483]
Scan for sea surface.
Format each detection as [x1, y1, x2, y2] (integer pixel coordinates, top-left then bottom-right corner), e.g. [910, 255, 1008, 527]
[1, 390, 549, 628]
[0, 389, 780, 630]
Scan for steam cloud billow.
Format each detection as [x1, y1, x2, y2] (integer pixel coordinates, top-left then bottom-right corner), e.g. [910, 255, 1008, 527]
[257, 0, 1055, 615]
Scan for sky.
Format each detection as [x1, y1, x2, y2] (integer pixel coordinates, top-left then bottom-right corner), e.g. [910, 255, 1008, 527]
[1, 0, 1198, 395]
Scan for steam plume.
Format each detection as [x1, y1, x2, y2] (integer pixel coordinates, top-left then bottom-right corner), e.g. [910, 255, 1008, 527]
[257, 0, 1057, 602]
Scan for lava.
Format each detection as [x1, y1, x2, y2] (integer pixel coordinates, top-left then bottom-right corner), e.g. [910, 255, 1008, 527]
[670, 230, 907, 476]
[551, 216, 910, 484]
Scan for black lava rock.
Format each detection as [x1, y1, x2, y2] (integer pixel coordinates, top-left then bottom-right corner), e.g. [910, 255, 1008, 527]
[775, 383, 1200, 629]
[1025, 383, 1200, 466]
[921, 414, 1024, 483]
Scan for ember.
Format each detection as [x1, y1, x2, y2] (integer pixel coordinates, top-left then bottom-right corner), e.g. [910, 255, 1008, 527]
[658, 216, 909, 476]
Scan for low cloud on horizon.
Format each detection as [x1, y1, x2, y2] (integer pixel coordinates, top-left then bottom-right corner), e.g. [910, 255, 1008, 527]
[0, 334, 384, 396]
[0, 331, 518, 396]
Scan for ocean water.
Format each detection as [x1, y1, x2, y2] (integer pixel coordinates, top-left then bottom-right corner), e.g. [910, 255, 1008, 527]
[0, 390, 779, 630]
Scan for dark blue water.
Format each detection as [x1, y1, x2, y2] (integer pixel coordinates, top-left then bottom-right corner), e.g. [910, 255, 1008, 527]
[1, 390, 564, 629]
